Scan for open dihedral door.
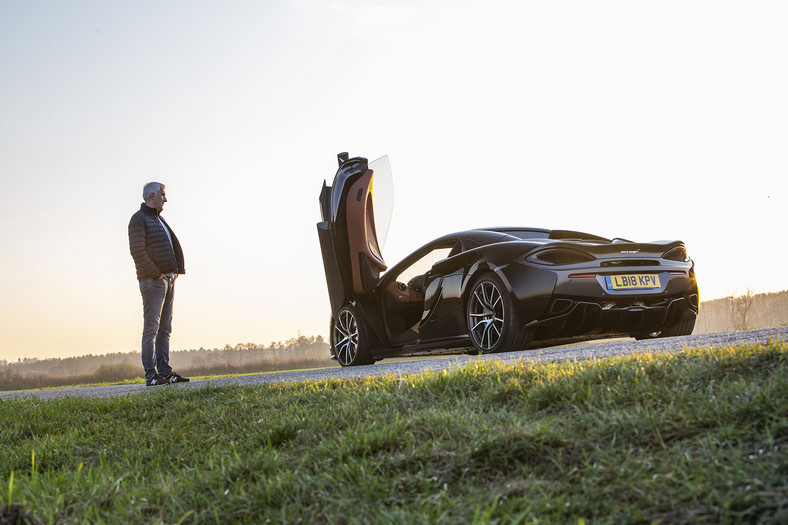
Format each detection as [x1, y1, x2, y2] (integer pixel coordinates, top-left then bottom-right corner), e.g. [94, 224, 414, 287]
[317, 153, 391, 316]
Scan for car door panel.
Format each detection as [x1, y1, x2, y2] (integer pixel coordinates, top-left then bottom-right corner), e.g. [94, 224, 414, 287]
[418, 271, 466, 341]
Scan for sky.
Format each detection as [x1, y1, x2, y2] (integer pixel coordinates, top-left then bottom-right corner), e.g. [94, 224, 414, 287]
[1, 0, 785, 362]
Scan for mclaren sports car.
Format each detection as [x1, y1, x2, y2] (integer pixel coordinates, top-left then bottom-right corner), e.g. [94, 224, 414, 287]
[317, 153, 699, 366]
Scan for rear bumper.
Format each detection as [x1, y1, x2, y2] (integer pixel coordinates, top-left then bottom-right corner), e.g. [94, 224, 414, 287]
[525, 293, 699, 339]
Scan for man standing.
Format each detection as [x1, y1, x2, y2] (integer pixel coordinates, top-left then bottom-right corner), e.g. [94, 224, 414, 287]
[128, 182, 190, 386]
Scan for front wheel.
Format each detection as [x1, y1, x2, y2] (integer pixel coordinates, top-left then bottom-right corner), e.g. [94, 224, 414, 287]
[332, 304, 374, 366]
[466, 273, 531, 354]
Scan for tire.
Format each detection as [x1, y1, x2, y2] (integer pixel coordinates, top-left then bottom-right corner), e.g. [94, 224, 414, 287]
[331, 304, 374, 366]
[634, 316, 696, 340]
[466, 273, 532, 354]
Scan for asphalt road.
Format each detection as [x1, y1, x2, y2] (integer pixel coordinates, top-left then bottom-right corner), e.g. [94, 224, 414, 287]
[2, 327, 784, 401]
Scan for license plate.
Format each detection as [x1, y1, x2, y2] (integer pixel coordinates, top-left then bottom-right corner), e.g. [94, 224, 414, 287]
[605, 274, 661, 290]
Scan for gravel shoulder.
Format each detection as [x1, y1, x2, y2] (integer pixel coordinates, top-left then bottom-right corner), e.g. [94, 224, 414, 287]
[2, 327, 784, 401]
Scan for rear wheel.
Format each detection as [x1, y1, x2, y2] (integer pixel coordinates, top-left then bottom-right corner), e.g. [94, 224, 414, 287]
[332, 304, 374, 366]
[466, 273, 532, 354]
[634, 316, 696, 340]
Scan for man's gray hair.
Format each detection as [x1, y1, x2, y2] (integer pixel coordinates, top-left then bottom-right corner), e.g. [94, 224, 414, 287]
[142, 182, 165, 200]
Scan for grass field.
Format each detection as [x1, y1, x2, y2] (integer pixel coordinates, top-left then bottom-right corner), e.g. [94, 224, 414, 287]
[1, 341, 786, 524]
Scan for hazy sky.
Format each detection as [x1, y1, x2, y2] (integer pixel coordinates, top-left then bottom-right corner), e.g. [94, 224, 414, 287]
[1, 1, 785, 362]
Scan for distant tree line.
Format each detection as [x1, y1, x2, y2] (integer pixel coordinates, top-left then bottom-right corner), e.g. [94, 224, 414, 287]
[695, 289, 788, 333]
[1, 335, 332, 392]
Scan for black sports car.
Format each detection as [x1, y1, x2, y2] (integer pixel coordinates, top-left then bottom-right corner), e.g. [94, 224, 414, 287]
[317, 153, 699, 366]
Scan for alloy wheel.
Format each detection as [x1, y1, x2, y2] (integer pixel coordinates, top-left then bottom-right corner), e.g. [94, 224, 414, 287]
[468, 280, 505, 351]
[333, 308, 359, 366]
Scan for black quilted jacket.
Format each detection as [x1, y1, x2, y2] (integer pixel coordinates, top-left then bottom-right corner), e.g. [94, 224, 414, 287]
[128, 204, 185, 281]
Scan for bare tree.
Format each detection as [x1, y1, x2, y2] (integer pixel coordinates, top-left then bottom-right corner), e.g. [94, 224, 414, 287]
[729, 288, 756, 329]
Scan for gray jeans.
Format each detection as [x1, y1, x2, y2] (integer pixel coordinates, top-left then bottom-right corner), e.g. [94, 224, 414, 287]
[139, 275, 176, 380]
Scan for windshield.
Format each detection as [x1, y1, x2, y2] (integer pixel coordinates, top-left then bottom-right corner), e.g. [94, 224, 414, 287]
[369, 155, 394, 251]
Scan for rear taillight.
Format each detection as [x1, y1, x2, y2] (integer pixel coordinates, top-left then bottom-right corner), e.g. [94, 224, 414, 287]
[662, 246, 690, 262]
[526, 249, 595, 266]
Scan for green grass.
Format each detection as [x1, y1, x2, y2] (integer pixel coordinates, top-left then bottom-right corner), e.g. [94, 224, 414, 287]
[1, 342, 786, 524]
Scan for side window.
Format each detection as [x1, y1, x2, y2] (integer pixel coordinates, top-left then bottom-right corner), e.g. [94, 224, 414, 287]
[396, 247, 454, 284]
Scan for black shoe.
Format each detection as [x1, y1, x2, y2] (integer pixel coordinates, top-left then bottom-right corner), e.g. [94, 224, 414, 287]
[166, 372, 190, 384]
[146, 374, 170, 386]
